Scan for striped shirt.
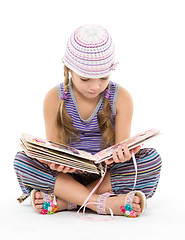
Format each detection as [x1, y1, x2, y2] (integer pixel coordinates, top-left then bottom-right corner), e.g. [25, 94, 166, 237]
[56, 79, 119, 155]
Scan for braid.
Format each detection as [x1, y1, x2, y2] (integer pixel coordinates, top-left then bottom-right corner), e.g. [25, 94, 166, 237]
[57, 67, 114, 147]
[97, 84, 115, 148]
[57, 65, 78, 145]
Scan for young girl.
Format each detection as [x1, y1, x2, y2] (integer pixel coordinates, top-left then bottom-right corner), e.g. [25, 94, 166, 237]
[14, 24, 162, 218]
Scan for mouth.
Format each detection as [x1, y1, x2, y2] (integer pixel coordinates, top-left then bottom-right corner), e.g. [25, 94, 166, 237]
[88, 91, 98, 95]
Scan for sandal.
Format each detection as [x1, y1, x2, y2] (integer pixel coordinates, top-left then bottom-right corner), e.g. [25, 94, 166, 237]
[96, 190, 147, 218]
[30, 189, 76, 215]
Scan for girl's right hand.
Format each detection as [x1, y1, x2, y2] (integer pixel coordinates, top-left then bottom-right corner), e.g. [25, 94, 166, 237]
[37, 159, 76, 173]
[49, 163, 77, 173]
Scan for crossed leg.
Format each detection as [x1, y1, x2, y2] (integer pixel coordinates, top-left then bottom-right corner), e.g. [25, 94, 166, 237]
[34, 170, 141, 215]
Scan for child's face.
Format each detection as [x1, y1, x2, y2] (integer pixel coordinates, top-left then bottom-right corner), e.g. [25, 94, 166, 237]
[71, 71, 110, 99]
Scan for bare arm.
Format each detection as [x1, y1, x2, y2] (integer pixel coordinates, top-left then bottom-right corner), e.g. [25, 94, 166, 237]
[43, 87, 61, 142]
[114, 86, 133, 143]
[105, 86, 141, 164]
[41, 87, 76, 173]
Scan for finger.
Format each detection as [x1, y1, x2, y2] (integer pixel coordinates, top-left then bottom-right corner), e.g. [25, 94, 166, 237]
[57, 165, 65, 172]
[62, 166, 71, 173]
[122, 144, 131, 160]
[132, 145, 142, 155]
[68, 168, 76, 173]
[105, 158, 114, 165]
[112, 150, 120, 163]
[116, 146, 125, 161]
[50, 163, 59, 171]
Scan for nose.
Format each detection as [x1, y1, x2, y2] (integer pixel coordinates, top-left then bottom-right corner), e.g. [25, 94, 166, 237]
[89, 79, 100, 91]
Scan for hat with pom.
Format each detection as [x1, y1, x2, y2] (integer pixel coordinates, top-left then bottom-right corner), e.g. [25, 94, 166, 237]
[63, 24, 118, 78]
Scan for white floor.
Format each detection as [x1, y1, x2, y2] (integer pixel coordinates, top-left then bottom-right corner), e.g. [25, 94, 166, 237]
[2, 187, 184, 240]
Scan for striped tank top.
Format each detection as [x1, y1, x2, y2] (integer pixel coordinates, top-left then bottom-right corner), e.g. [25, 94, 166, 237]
[56, 80, 120, 155]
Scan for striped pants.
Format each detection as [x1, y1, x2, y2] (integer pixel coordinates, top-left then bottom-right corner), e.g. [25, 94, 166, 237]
[13, 148, 162, 199]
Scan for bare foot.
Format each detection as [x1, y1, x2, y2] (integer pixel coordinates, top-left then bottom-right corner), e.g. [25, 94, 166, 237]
[34, 192, 68, 213]
[106, 195, 142, 216]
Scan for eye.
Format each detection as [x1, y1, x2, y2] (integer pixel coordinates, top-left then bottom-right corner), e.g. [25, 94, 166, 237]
[80, 78, 90, 81]
[100, 77, 109, 81]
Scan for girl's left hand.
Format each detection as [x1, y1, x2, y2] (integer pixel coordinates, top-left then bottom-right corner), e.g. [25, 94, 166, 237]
[105, 144, 142, 165]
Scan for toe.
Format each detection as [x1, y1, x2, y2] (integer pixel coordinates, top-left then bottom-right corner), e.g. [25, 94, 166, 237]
[34, 191, 44, 204]
[133, 196, 140, 204]
[35, 199, 44, 204]
[35, 204, 43, 212]
[132, 203, 141, 212]
[35, 192, 42, 199]
[34, 191, 44, 213]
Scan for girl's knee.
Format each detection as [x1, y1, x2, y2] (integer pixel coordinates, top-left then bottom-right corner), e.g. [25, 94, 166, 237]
[136, 148, 162, 198]
[136, 148, 162, 182]
[137, 148, 162, 166]
[13, 151, 33, 173]
[13, 151, 23, 171]
[14, 152, 34, 196]
[148, 148, 162, 170]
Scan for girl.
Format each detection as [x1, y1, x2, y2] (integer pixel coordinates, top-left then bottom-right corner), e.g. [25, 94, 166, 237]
[14, 24, 162, 218]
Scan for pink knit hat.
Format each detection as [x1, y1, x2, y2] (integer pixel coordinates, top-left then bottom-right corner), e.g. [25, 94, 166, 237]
[63, 24, 118, 78]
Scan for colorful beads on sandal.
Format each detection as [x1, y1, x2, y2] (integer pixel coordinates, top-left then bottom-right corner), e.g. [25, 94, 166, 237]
[41, 200, 57, 215]
[120, 204, 137, 218]
[41, 193, 57, 215]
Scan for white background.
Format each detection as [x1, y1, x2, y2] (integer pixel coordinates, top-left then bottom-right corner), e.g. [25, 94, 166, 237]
[0, 0, 184, 239]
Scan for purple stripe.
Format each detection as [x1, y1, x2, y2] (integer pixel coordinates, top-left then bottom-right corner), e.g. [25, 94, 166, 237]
[64, 58, 112, 76]
[14, 165, 55, 184]
[58, 81, 117, 154]
[14, 155, 54, 180]
[67, 48, 114, 63]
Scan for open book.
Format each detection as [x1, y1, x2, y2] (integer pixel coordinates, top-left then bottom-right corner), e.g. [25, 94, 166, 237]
[20, 128, 160, 174]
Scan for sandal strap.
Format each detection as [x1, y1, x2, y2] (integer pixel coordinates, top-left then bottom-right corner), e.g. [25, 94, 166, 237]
[124, 191, 135, 206]
[96, 192, 111, 214]
[68, 202, 77, 210]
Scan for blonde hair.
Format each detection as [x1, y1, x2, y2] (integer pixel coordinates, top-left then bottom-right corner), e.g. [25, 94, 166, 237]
[57, 65, 115, 148]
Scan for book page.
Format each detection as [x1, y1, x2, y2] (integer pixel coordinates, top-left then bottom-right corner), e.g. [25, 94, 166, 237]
[20, 135, 99, 174]
[22, 133, 94, 160]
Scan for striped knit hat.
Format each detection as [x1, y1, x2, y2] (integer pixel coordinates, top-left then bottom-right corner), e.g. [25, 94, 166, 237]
[63, 24, 118, 78]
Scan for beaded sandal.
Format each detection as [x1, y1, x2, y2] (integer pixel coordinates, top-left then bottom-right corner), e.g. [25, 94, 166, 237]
[96, 190, 147, 218]
[30, 189, 76, 215]
[77, 152, 147, 220]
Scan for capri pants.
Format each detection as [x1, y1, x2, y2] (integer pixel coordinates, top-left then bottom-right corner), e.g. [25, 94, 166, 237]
[14, 148, 162, 201]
